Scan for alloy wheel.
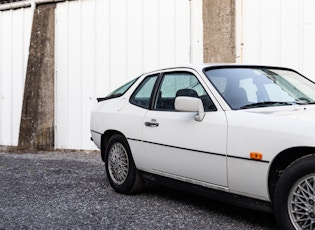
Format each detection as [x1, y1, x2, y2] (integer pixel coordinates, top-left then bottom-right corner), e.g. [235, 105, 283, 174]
[288, 174, 315, 230]
[108, 142, 129, 185]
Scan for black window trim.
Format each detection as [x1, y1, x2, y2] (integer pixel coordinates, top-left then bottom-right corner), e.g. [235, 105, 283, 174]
[149, 73, 164, 110]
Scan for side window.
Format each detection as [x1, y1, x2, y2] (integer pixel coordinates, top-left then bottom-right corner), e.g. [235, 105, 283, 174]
[130, 75, 158, 109]
[154, 72, 216, 111]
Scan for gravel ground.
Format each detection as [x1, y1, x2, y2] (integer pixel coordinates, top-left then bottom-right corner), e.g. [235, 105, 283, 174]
[0, 151, 279, 229]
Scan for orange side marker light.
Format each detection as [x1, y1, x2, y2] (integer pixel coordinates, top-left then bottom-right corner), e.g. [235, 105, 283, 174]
[250, 152, 263, 161]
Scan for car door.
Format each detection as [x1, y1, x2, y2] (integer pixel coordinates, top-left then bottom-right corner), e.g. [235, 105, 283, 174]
[142, 70, 228, 188]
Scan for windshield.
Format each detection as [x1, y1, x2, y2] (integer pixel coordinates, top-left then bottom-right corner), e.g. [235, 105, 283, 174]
[204, 67, 315, 110]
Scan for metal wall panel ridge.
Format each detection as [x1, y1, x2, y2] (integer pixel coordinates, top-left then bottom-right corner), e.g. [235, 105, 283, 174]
[0, 7, 33, 146]
[55, 0, 202, 150]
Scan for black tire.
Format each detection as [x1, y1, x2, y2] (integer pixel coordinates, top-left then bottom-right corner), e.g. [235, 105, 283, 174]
[274, 155, 315, 230]
[105, 134, 143, 194]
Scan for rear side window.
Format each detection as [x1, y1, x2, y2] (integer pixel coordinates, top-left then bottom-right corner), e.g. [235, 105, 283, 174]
[130, 75, 158, 109]
[106, 77, 138, 99]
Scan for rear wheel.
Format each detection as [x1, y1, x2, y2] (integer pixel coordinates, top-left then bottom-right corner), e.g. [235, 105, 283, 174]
[274, 155, 315, 230]
[105, 134, 143, 194]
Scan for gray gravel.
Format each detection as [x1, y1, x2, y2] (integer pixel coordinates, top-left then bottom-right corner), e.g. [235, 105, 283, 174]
[0, 151, 279, 229]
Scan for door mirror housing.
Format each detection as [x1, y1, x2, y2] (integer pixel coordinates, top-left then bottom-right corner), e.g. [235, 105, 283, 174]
[175, 96, 205, 122]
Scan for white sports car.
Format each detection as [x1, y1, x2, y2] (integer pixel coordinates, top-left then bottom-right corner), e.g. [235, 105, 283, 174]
[90, 64, 315, 230]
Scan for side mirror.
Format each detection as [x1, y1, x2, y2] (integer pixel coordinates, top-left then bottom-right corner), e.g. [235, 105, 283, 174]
[175, 96, 205, 122]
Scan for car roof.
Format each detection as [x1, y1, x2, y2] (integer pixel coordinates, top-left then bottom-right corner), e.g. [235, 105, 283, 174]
[142, 63, 293, 76]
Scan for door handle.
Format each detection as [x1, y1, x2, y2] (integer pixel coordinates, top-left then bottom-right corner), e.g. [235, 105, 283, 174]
[145, 120, 159, 127]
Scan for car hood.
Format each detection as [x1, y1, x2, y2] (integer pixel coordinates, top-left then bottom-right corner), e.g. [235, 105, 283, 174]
[246, 105, 315, 123]
[226, 105, 315, 162]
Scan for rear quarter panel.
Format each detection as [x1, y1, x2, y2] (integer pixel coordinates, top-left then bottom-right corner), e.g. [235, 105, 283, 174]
[91, 97, 148, 168]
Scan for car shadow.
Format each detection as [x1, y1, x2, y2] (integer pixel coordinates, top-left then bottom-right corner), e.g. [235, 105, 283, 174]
[142, 183, 279, 229]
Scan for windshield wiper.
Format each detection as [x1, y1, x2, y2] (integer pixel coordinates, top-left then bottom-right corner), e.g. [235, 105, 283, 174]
[303, 101, 315, 105]
[240, 101, 293, 109]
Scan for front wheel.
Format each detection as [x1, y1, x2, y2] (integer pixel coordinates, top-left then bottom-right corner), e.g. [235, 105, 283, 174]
[274, 155, 315, 230]
[105, 134, 143, 194]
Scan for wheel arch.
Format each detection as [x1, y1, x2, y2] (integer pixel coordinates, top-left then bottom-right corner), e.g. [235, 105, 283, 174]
[100, 130, 127, 162]
[268, 147, 315, 203]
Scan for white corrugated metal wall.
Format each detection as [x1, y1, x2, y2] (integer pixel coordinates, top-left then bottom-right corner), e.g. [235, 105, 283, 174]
[0, 7, 33, 146]
[55, 0, 203, 150]
[2, 0, 315, 150]
[236, 0, 315, 81]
